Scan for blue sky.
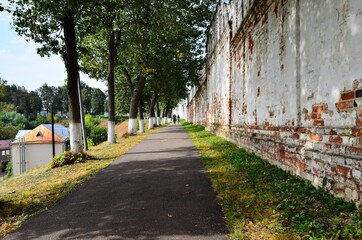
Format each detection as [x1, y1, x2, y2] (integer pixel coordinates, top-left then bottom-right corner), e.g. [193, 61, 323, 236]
[0, 0, 106, 91]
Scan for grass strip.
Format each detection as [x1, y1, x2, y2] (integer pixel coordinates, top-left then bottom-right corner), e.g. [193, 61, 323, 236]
[182, 122, 362, 240]
[0, 126, 161, 238]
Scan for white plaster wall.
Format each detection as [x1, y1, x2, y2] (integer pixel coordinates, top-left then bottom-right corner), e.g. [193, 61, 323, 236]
[11, 143, 65, 175]
[299, 0, 362, 127]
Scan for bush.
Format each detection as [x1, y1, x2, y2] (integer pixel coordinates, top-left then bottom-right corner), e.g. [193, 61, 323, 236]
[116, 115, 128, 123]
[6, 159, 12, 178]
[32, 115, 49, 127]
[88, 126, 107, 145]
[49, 151, 93, 169]
[85, 115, 107, 146]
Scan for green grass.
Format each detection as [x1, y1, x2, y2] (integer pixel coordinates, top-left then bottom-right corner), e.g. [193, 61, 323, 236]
[182, 121, 362, 240]
[0, 125, 162, 238]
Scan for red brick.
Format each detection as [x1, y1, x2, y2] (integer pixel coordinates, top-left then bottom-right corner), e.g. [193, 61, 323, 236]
[356, 118, 362, 126]
[329, 136, 343, 143]
[348, 147, 362, 155]
[352, 128, 362, 137]
[325, 144, 332, 150]
[296, 161, 306, 170]
[335, 100, 354, 110]
[337, 165, 350, 177]
[289, 133, 299, 139]
[311, 113, 322, 119]
[298, 128, 311, 134]
[313, 119, 325, 126]
[267, 126, 279, 131]
[310, 134, 323, 142]
[341, 91, 355, 100]
[313, 104, 326, 113]
[264, 121, 272, 126]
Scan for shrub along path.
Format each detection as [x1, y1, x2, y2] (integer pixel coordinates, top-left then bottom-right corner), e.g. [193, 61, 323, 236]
[4, 124, 228, 240]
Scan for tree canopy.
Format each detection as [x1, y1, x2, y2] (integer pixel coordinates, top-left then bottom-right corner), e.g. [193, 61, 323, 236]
[6, 0, 216, 144]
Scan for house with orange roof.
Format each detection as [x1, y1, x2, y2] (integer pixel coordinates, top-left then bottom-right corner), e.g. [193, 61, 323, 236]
[11, 124, 69, 175]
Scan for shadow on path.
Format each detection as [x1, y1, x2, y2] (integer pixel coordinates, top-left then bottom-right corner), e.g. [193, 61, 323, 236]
[5, 125, 228, 240]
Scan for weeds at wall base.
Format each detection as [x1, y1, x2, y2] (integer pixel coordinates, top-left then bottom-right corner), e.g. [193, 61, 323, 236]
[182, 121, 362, 239]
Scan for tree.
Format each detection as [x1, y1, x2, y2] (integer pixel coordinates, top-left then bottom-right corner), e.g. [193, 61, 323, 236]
[79, 0, 125, 143]
[37, 83, 55, 114]
[117, 0, 215, 134]
[91, 88, 106, 115]
[27, 91, 42, 118]
[115, 75, 131, 115]
[81, 83, 92, 113]
[8, 0, 91, 152]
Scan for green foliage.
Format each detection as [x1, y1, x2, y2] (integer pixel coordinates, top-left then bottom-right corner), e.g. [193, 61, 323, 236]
[183, 122, 362, 239]
[91, 88, 106, 115]
[6, 159, 12, 178]
[85, 114, 100, 126]
[0, 111, 29, 127]
[0, 122, 19, 140]
[116, 115, 128, 123]
[87, 125, 107, 146]
[85, 115, 107, 145]
[49, 151, 92, 169]
[31, 115, 49, 127]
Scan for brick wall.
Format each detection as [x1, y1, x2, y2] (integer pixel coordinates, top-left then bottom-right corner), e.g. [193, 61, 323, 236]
[187, 0, 362, 206]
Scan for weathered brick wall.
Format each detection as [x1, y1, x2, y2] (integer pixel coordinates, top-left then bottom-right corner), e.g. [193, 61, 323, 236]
[188, 0, 362, 205]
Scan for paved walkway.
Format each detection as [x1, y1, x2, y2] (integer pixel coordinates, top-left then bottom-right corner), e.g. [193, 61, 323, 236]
[5, 124, 228, 240]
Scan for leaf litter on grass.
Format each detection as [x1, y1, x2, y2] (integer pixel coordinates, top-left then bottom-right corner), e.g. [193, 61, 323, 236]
[182, 121, 362, 240]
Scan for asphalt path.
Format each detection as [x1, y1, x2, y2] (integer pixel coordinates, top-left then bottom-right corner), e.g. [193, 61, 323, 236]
[5, 124, 228, 240]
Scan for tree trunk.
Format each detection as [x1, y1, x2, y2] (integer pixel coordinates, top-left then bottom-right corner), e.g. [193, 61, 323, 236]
[128, 75, 146, 135]
[138, 95, 144, 133]
[162, 108, 167, 124]
[148, 91, 157, 129]
[61, 12, 82, 153]
[168, 106, 172, 123]
[156, 101, 161, 126]
[107, 30, 116, 143]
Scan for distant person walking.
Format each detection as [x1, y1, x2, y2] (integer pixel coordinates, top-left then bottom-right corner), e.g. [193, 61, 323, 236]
[177, 115, 180, 123]
[173, 114, 177, 124]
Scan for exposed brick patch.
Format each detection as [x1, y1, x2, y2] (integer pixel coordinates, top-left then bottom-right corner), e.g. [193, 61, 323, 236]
[290, 133, 299, 139]
[356, 118, 362, 126]
[335, 100, 354, 111]
[296, 161, 307, 170]
[347, 147, 362, 155]
[341, 91, 355, 100]
[325, 144, 332, 150]
[329, 136, 343, 143]
[337, 165, 351, 177]
[264, 121, 272, 126]
[311, 113, 321, 119]
[352, 128, 362, 137]
[313, 119, 324, 126]
[313, 104, 327, 114]
[310, 134, 323, 142]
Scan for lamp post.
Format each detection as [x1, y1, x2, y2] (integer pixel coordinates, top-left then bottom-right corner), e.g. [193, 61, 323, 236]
[51, 102, 55, 158]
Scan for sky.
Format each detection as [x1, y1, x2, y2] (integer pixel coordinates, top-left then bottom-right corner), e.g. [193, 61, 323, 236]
[0, 0, 107, 92]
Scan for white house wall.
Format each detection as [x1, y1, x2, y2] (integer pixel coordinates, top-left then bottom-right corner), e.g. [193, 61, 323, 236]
[11, 143, 65, 175]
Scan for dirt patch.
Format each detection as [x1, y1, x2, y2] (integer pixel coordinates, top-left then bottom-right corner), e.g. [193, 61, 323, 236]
[98, 119, 128, 140]
[115, 121, 128, 140]
[98, 119, 108, 127]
